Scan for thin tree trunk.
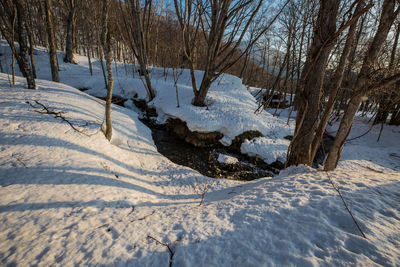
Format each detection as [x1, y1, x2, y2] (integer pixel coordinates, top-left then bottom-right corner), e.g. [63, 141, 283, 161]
[325, 0, 400, 171]
[87, 45, 93, 76]
[64, 0, 76, 63]
[287, 0, 339, 166]
[15, 0, 35, 89]
[44, 0, 59, 82]
[374, 21, 400, 124]
[310, 2, 363, 161]
[102, 0, 113, 141]
[25, 3, 37, 79]
[12, 7, 16, 85]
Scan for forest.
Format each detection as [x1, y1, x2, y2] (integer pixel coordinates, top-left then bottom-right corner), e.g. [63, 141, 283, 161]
[0, 0, 399, 266]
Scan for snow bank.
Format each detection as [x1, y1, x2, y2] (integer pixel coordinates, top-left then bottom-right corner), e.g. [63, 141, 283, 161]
[151, 71, 293, 145]
[217, 154, 239, 164]
[328, 115, 400, 172]
[0, 41, 292, 148]
[241, 137, 290, 164]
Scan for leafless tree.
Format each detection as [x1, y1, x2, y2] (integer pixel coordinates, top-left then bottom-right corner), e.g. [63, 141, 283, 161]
[102, 0, 114, 141]
[64, 0, 77, 63]
[0, 0, 36, 89]
[175, 0, 290, 106]
[325, 0, 400, 170]
[119, 0, 156, 101]
[286, 0, 372, 167]
[44, 0, 60, 82]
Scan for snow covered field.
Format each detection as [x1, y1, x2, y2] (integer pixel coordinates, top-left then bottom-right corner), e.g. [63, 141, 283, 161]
[0, 42, 400, 266]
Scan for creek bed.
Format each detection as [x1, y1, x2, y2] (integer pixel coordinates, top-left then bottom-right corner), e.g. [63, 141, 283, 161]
[140, 119, 278, 180]
[91, 94, 330, 180]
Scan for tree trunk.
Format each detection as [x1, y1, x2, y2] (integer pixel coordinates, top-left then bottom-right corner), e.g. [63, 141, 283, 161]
[102, 0, 113, 141]
[87, 45, 93, 76]
[44, 0, 59, 82]
[373, 21, 400, 124]
[287, 0, 339, 166]
[389, 106, 400, 125]
[193, 70, 213, 106]
[15, 0, 35, 89]
[25, 3, 37, 79]
[64, 0, 76, 63]
[310, 2, 363, 161]
[325, 0, 399, 171]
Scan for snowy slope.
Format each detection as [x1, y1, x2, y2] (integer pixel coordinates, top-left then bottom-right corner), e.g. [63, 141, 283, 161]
[0, 41, 292, 162]
[1, 74, 400, 266]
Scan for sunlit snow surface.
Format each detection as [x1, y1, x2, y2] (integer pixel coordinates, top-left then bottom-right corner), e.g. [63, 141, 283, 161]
[0, 41, 399, 266]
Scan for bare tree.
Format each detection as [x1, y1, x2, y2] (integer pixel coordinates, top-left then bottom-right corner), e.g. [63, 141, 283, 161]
[286, 0, 373, 167]
[325, 0, 400, 170]
[310, 1, 370, 162]
[102, 0, 114, 141]
[64, 0, 77, 63]
[44, 0, 60, 82]
[286, 0, 340, 166]
[0, 0, 36, 89]
[119, 0, 156, 101]
[175, 0, 289, 106]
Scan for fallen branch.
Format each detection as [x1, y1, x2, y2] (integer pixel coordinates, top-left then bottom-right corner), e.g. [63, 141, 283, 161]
[26, 100, 99, 137]
[192, 181, 215, 206]
[346, 127, 373, 142]
[126, 206, 135, 216]
[325, 172, 367, 238]
[130, 210, 155, 222]
[147, 234, 175, 267]
[352, 162, 384, 173]
[389, 153, 400, 159]
[14, 156, 27, 168]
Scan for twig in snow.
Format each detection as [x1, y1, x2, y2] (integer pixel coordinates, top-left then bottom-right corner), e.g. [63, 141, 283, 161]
[130, 210, 155, 222]
[192, 181, 215, 206]
[389, 153, 400, 159]
[346, 125, 374, 142]
[376, 122, 384, 142]
[26, 100, 99, 137]
[126, 206, 135, 216]
[100, 162, 120, 179]
[325, 172, 367, 239]
[352, 162, 384, 173]
[15, 156, 27, 168]
[96, 223, 109, 229]
[147, 234, 175, 267]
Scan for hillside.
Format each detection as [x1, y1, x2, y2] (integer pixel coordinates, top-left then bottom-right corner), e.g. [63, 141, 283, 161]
[0, 42, 399, 266]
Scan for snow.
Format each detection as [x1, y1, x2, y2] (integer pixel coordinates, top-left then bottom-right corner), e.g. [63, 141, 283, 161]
[328, 116, 400, 172]
[0, 41, 400, 266]
[150, 72, 292, 145]
[0, 41, 293, 148]
[217, 154, 239, 165]
[241, 137, 290, 164]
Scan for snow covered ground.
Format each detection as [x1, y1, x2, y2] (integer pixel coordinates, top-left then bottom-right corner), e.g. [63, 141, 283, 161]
[0, 42, 400, 266]
[0, 41, 292, 164]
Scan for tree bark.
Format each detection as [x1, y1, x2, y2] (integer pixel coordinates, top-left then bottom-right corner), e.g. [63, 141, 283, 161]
[324, 0, 400, 171]
[15, 0, 36, 89]
[287, 0, 339, 166]
[102, 0, 113, 141]
[374, 21, 400, 124]
[44, 0, 59, 82]
[310, 1, 364, 161]
[25, 3, 37, 79]
[64, 0, 76, 63]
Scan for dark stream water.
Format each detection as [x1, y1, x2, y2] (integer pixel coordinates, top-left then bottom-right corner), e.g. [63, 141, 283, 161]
[140, 119, 278, 180]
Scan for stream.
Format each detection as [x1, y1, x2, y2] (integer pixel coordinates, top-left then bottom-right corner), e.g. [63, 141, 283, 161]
[91, 93, 333, 180]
